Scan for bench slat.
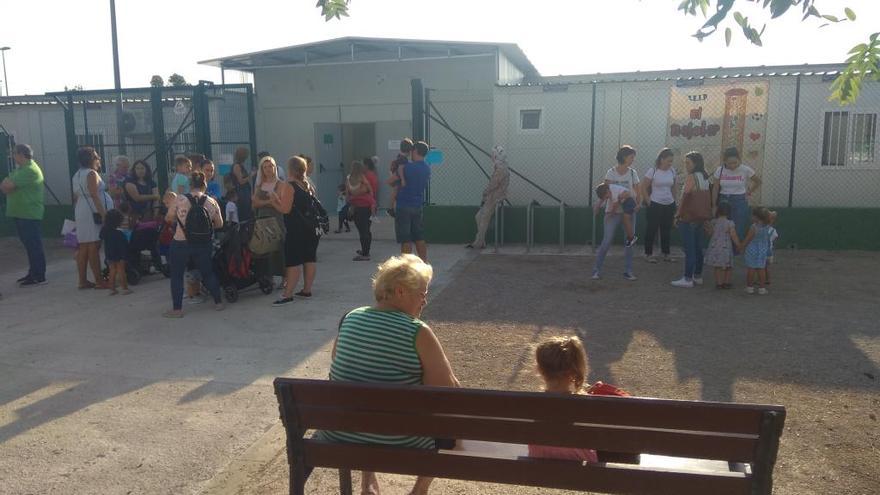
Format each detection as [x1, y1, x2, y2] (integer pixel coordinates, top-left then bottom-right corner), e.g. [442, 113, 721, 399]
[276, 379, 781, 435]
[303, 441, 752, 495]
[298, 406, 758, 462]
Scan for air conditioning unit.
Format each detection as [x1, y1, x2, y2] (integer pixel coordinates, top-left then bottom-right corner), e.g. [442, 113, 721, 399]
[120, 107, 152, 135]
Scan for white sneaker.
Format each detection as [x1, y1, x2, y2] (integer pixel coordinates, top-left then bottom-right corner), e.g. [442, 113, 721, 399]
[670, 278, 694, 288]
[757, 287, 768, 295]
[591, 273, 601, 280]
[623, 273, 638, 281]
[186, 296, 205, 305]
[693, 277, 704, 286]
[745, 286, 756, 294]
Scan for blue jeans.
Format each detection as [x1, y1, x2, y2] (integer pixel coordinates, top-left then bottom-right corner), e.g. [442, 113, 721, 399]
[15, 218, 46, 280]
[169, 241, 221, 310]
[593, 213, 635, 276]
[719, 193, 749, 249]
[678, 222, 704, 280]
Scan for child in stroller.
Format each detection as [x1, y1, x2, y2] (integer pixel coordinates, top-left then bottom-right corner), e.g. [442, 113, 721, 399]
[212, 220, 274, 303]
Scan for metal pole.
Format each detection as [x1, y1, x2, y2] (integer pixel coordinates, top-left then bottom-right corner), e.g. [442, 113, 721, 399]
[424, 87, 431, 204]
[0, 48, 9, 96]
[787, 75, 801, 208]
[559, 203, 565, 252]
[526, 202, 532, 253]
[494, 202, 500, 253]
[411, 79, 424, 141]
[589, 82, 597, 250]
[109, 0, 126, 154]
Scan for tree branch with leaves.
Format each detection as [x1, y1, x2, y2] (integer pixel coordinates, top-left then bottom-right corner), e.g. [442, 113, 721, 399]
[314, 0, 878, 104]
[677, 0, 877, 104]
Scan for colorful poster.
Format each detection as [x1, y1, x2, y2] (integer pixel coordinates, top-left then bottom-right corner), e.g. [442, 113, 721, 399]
[667, 81, 769, 203]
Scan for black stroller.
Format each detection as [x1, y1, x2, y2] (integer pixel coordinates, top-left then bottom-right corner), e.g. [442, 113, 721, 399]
[102, 220, 169, 286]
[213, 220, 274, 302]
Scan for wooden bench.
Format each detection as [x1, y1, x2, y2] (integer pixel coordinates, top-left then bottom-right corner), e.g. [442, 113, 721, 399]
[274, 378, 785, 495]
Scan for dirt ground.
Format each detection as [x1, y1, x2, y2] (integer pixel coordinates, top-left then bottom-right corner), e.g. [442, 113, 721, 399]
[237, 249, 879, 495]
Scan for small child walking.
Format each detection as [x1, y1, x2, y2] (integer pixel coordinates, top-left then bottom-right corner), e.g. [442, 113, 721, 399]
[704, 202, 742, 289]
[766, 211, 779, 285]
[100, 209, 132, 295]
[528, 336, 599, 463]
[335, 184, 350, 233]
[741, 207, 773, 295]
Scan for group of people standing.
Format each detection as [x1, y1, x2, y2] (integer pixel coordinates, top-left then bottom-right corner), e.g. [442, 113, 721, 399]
[592, 145, 777, 293]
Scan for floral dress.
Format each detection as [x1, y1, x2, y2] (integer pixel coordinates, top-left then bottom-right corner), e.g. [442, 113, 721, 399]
[705, 218, 735, 268]
[744, 223, 771, 269]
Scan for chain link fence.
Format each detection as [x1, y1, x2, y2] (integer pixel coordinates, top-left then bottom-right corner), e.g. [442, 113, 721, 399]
[426, 74, 879, 209]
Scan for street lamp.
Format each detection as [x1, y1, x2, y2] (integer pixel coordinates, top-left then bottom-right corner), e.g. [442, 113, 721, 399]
[0, 47, 9, 97]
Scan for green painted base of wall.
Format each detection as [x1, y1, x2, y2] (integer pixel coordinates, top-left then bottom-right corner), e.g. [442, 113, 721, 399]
[0, 205, 74, 238]
[424, 205, 880, 251]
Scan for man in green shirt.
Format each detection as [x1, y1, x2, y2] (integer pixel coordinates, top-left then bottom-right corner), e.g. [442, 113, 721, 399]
[1, 144, 47, 286]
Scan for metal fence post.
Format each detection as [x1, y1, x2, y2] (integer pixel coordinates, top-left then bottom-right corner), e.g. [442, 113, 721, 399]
[788, 75, 802, 208]
[424, 87, 431, 204]
[63, 93, 79, 198]
[151, 86, 169, 193]
[246, 84, 258, 171]
[193, 84, 211, 158]
[559, 203, 565, 252]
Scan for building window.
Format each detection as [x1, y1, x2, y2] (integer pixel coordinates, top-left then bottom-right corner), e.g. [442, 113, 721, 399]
[821, 111, 877, 167]
[520, 109, 542, 131]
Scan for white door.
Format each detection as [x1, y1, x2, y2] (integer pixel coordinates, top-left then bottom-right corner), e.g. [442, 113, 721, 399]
[374, 121, 412, 210]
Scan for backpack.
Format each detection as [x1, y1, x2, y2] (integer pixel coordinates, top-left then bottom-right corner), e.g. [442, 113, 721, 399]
[180, 194, 213, 245]
[298, 191, 330, 237]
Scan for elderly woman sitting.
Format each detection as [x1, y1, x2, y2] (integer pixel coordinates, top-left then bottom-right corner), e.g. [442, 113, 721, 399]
[324, 254, 460, 495]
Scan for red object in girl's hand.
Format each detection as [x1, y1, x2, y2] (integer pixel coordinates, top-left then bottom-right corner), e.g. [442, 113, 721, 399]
[586, 381, 631, 397]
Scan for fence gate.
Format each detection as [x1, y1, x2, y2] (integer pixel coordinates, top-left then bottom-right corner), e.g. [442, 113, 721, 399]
[49, 83, 257, 193]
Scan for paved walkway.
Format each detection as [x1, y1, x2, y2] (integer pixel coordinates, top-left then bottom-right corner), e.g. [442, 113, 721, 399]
[0, 222, 472, 495]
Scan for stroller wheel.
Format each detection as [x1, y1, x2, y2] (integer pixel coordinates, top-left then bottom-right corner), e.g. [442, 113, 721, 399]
[259, 277, 274, 295]
[224, 285, 239, 303]
[127, 267, 141, 286]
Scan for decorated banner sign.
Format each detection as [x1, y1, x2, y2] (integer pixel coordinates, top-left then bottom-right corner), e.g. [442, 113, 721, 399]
[426, 148, 444, 166]
[667, 81, 769, 203]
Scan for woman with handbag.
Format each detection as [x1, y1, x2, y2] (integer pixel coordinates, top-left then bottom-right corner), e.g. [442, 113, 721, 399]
[347, 161, 376, 262]
[252, 156, 290, 281]
[72, 146, 111, 289]
[274, 156, 319, 307]
[671, 151, 712, 288]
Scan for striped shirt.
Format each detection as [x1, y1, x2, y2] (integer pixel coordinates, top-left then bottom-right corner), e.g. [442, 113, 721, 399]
[322, 306, 434, 449]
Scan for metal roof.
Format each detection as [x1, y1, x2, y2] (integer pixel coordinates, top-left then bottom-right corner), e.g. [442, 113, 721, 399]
[499, 63, 853, 87]
[199, 36, 540, 78]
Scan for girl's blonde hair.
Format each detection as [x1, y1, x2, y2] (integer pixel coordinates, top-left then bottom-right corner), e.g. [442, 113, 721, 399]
[287, 155, 307, 180]
[349, 160, 365, 182]
[535, 336, 588, 391]
[372, 254, 433, 303]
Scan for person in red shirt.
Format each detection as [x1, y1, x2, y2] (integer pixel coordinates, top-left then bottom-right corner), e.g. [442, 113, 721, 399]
[346, 161, 376, 261]
[363, 156, 380, 214]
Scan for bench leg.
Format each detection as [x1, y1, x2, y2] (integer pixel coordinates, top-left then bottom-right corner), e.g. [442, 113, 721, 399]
[290, 462, 306, 495]
[339, 469, 353, 495]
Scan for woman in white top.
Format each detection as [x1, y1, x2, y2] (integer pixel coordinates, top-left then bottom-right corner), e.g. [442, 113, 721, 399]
[592, 146, 641, 281]
[641, 148, 678, 263]
[712, 147, 762, 245]
[72, 146, 112, 289]
[671, 151, 711, 288]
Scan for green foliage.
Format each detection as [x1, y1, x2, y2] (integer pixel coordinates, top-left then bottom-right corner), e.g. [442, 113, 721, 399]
[830, 33, 880, 105]
[316, 0, 350, 20]
[150, 75, 164, 87]
[678, 1, 872, 104]
[168, 73, 188, 87]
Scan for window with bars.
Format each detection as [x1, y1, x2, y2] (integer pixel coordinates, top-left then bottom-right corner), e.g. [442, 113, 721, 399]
[821, 111, 877, 167]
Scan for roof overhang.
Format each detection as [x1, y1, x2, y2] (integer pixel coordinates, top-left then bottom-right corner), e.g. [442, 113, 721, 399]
[199, 37, 539, 78]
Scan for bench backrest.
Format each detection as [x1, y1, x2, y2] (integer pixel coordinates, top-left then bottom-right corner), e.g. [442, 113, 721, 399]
[274, 378, 785, 495]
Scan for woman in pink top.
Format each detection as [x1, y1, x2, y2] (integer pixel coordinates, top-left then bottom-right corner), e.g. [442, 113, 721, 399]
[528, 336, 599, 463]
[347, 161, 376, 261]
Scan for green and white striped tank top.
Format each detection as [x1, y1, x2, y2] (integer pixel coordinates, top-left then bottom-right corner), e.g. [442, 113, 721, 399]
[322, 307, 434, 449]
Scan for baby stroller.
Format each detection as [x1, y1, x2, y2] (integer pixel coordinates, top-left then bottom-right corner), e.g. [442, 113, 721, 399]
[101, 220, 169, 286]
[213, 220, 274, 303]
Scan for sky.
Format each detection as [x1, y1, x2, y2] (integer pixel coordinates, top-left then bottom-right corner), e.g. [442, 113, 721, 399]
[2, 0, 878, 95]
